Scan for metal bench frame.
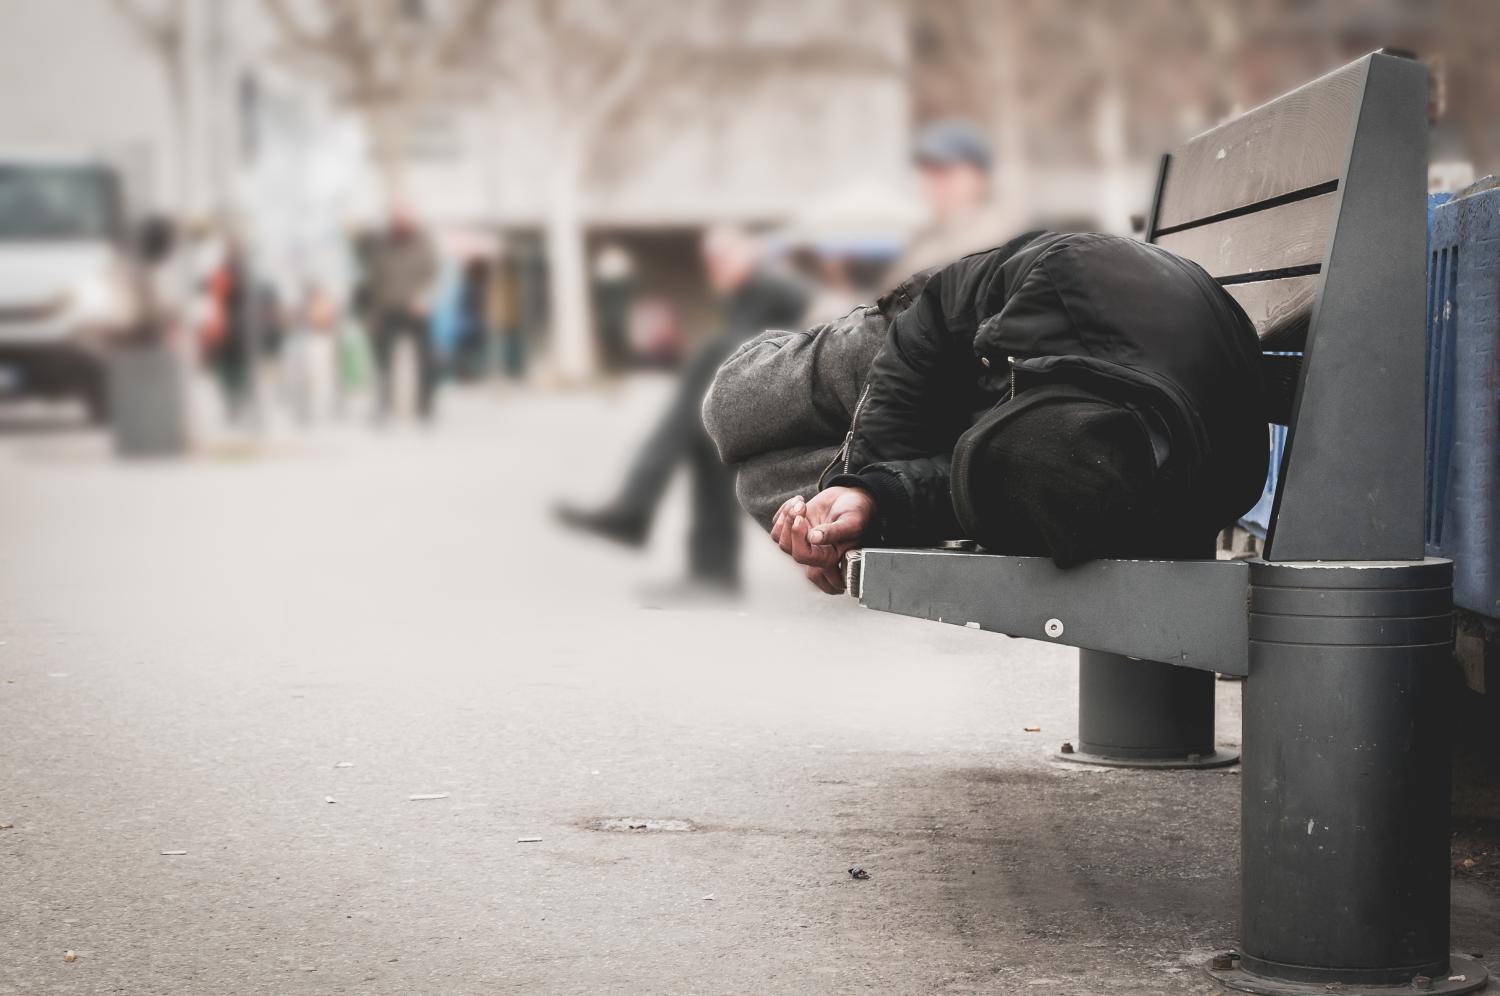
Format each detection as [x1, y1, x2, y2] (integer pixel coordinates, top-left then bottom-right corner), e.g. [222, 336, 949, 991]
[850, 52, 1487, 994]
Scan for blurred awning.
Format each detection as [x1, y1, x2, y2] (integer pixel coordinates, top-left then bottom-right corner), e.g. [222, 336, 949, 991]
[772, 178, 927, 257]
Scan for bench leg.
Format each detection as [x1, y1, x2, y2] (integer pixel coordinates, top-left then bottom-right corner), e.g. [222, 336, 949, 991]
[1059, 651, 1238, 768]
[1209, 559, 1487, 994]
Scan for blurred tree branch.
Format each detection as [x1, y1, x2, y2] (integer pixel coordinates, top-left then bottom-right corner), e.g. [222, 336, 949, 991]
[263, 0, 904, 378]
[260, 0, 502, 196]
[914, 0, 1499, 179]
[479, 0, 904, 380]
[111, 0, 186, 59]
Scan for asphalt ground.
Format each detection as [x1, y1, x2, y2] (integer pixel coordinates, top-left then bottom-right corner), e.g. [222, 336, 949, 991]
[1, 381, 1495, 995]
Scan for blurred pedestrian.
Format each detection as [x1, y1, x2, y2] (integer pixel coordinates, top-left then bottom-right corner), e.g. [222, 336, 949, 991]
[592, 244, 636, 372]
[428, 257, 465, 379]
[282, 280, 338, 425]
[366, 205, 439, 421]
[200, 238, 252, 422]
[455, 257, 492, 380]
[889, 119, 1010, 280]
[487, 254, 527, 380]
[428, 253, 497, 382]
[136, 215, 180, 342]
[556, 226, 808, 593]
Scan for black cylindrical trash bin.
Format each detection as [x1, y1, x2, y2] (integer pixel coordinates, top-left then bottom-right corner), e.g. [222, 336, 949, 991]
[1216, 559, 1487, 995]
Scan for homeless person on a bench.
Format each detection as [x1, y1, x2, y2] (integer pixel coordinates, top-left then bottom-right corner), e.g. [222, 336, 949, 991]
[703, 231, 1270, 593]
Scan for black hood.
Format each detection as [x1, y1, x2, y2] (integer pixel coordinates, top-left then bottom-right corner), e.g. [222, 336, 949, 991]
[952, 383, 1216, 566]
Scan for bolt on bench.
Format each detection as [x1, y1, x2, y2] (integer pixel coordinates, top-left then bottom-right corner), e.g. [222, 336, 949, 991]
[847, 52, 1487, 994]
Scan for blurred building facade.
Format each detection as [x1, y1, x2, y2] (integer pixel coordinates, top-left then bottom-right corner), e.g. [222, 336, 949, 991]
[0, 0, 1494, 378]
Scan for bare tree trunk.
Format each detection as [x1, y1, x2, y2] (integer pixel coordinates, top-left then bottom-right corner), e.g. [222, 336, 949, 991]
[167, 62, 194, 220]
[545, 135, 594, 382]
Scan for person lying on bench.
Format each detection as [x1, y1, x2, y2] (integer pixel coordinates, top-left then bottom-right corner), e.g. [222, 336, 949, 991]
[758, 231, 1269, 593]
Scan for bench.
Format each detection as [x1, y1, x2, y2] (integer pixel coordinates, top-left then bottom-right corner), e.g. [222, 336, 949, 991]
[847, 51, 1487, 994]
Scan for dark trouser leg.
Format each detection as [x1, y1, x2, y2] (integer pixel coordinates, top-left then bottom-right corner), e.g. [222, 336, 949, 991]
[414, 318, 437, 419]
[371, 314, 397, 418]
[687, 425, 740, 583]
[610, 340, 728, 523]
[611, 398, 695, 521]
[216, 345, 248, 421]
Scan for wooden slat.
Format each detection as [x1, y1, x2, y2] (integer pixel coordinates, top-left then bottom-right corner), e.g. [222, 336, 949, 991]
[1224, 276, 1319, 351]
[1155, 58, 1365, 231]
[1156, 191, 1336, 280]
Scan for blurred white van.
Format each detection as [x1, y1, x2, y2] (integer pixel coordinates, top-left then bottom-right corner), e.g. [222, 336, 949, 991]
[0, 152, 143, 420]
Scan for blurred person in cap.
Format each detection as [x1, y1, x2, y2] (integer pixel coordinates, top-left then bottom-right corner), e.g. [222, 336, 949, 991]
[366, 204, 439, 421]
[555, 225, 808, 594]
[708, 231, 1268, 593]
[890, 119, 1011, 280]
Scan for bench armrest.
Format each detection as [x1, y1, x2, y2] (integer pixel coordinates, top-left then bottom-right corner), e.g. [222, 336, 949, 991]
[852, 549, 1250, 676]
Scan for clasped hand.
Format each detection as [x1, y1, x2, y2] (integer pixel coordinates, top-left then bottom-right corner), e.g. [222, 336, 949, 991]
[769, 486, 876, 594]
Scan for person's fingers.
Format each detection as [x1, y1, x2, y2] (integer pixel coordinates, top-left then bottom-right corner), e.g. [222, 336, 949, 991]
[799, 548, 842, 570]
[786, 518, 813, 566]
[788, 514, 814, 563]
[778, 512, 807, 556]
[806, 564, 842, 594]
[790, 516, 844, 569]
[808, 511, 865, 547]
[777, 515, 799, 556]
[771, 495, 804, 541]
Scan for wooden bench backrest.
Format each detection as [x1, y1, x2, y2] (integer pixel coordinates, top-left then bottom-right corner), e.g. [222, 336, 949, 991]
[1145, 52, 1428, 562]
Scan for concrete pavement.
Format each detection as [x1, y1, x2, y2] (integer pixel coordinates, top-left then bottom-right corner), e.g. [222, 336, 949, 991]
[0, 382, 1494, 995]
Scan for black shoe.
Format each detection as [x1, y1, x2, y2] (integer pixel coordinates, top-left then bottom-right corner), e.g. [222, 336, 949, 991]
[553, 502, 649, 548]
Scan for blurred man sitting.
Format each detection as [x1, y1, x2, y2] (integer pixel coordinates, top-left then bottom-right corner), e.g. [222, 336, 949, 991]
[557, 227, 807, 594]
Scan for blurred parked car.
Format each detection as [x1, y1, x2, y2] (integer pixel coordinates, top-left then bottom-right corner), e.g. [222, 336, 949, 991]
[0, 152, 143, 421]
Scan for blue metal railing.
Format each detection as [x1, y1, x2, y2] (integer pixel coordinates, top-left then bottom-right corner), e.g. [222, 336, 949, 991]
[1239, 184, 1499, 622]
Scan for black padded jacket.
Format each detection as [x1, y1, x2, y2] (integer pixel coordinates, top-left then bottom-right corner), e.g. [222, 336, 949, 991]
[823, 231, 1269, 547]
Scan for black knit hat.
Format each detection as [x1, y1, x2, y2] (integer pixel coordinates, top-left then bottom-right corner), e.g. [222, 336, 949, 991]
[951, 385, 1198, 566]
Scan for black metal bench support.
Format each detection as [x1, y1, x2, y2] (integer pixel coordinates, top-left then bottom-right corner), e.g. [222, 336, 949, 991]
[1065, 651, 1236, 768]
[846, 547, 1248, 767]
[1211, 558, 1485, 995]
